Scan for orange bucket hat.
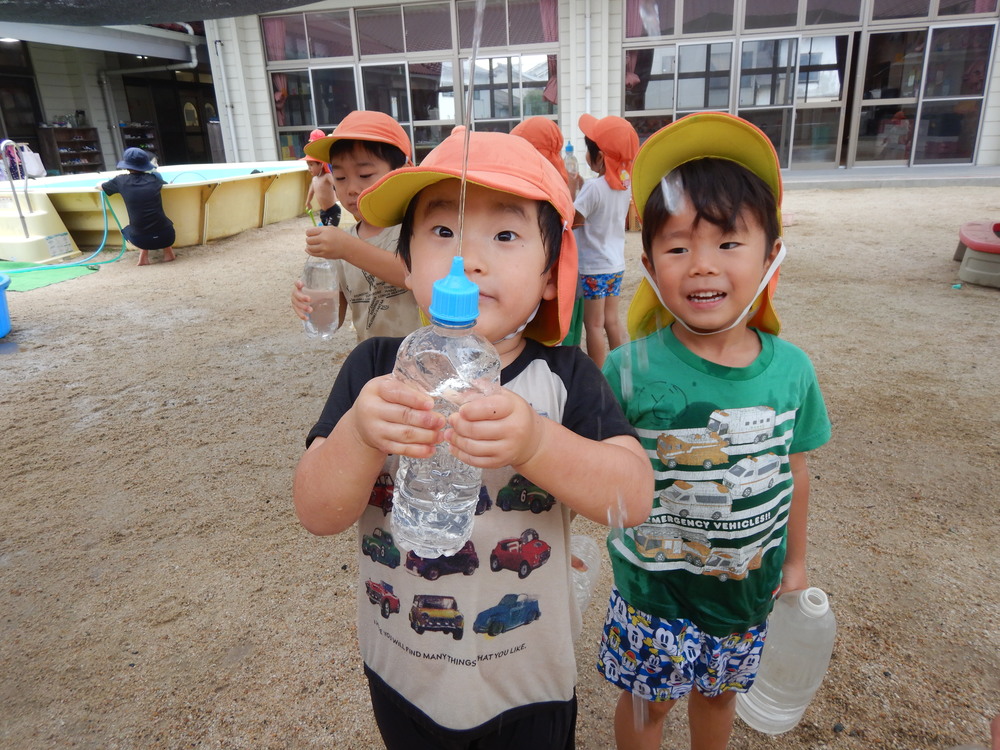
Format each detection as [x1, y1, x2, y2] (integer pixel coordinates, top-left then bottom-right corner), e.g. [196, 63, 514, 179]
[359, 130, 578, 346]
[511, 117, 569, 183]
[627, 112, 783, 339]
[303, 111, 413, 165]
[578, 114, 639, 190]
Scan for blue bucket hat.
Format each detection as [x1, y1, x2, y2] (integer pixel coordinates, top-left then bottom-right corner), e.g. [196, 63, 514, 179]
[117, 147, 155, 172]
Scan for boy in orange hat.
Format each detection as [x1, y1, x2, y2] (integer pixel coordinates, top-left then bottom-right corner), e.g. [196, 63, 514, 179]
[303, 153, 341, 227]
[596, 113, 831, 750]
[293, 130, 652, 748]
[573, 114, 639, 367]
[292, 111, 420, 340]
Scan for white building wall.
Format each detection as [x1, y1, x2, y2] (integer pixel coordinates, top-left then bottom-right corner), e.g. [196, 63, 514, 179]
[204, 16, 281, 163]
[977, 30, 1000, 166]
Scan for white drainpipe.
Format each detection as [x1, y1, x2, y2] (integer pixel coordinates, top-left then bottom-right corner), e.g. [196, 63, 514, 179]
[206, 19, 239, 162]
[98, 22, 199, 161]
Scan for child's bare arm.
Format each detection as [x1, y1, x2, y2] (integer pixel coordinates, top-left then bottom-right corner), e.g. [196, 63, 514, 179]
[778, 452, 810, 595]
[446, 389, 653, 528]
[305, 183, 315, 211]
[304, 226, 408, 287]
[293, 375, 445, 536]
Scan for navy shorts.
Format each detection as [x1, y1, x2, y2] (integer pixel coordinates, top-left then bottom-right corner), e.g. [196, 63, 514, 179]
[597, 587, 767, 701]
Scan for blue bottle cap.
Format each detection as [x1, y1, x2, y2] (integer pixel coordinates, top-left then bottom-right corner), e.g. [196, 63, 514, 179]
[428, 256, 479, 327]
[565, 142, 574, 153]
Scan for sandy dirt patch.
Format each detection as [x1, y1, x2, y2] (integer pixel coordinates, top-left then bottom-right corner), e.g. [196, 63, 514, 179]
[1, 184, 998, 748]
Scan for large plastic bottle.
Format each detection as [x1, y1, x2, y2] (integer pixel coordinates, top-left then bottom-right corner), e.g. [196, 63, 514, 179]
[300, 256, 340, 340]
[736, 587, 837, 735]
[390, 256, 501, 558]
[564, 141, 579, 177]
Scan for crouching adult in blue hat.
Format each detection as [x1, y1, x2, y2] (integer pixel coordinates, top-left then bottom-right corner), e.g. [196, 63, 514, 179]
[101, 147, 175, 265]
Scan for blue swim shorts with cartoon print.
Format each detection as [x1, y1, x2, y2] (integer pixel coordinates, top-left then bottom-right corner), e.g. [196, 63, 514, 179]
[596, 587, 767, 701]
[579, 271, 623, 299]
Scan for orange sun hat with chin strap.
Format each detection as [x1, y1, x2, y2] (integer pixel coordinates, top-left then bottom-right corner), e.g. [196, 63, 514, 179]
[304, 111, 413, 165]
[627, 112, 783, 339]
[359, 130, 578, 346]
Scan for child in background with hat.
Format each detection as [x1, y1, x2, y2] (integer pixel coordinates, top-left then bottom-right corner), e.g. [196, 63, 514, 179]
[100, 147, 175, 266]
[512, 116, 587, 348]
[572, 115, 639, 367]
[291, 111, 420, 340]
[596, 113, 831, 750]
[303, 129, 341, 227]
[293, 130, 653, 749]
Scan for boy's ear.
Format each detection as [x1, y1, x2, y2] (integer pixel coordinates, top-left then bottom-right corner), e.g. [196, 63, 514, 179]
[541, 266, 557, 301]
[640, 251, 654, 276]
[764, 238, 782, 269]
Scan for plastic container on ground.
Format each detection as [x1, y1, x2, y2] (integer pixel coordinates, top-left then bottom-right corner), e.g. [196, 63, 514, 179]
[736, 587, 837, 735]
[569, 534, 602, 612]
[390, 257, 501, 559]
[300, 256, 339, 340]
[0, 274, 10, 337]
[564, 142, 578, 176]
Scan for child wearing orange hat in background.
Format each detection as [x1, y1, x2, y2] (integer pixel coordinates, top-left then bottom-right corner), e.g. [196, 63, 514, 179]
[511, 116, 587, 347]
[303, 151, 341, 227]
[292, 111, 420, 341]
[293, 129, 652, 749]
[572, 114, 639, 367]
[596, 113, 831, 750]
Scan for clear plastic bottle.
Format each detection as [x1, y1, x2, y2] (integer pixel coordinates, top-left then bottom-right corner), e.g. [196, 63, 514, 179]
[564, 141, 579, 177]
[390, 257, 501, 558]
[300, 256, 340, 340]
[736, 587, 837, 735]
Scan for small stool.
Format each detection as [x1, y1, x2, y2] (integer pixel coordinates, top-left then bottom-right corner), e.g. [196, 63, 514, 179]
[956, 220, 1000, 288]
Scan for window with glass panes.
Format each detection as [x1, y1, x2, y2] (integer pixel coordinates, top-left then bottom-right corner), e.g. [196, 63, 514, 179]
[262, 1, 559, 162]
[622, 0, 998, 168]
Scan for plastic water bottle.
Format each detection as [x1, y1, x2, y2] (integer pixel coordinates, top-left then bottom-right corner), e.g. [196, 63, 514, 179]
[564, 142, 578, 176]
[301, 256, 340, 340]
[570, 535, 602, 612]
[736, 587, 837, 735]
[390, 257, 501, 558]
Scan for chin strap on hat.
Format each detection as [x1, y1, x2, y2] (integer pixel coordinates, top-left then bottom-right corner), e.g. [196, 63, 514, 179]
[641, 240, 786, 336]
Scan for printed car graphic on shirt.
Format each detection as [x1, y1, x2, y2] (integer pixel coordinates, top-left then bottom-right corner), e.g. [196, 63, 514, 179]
[361, 527, 401, 568]
[659, 480, 732, 520]
[707, 406, 776, 446]
[700, 546, 764, 582]
[632, 525, 711, 565]
[473, 593, 541, 636]
[409, 594, 464, 640]
[721, 454, 781, 497]
[405, 540, 479, 580]
[489, 528, 551, 578]
[496, 474, 555, 514]
[365, 579, 401, 618]
[368, 472, 394, 515]
[655, 430, 729, 469]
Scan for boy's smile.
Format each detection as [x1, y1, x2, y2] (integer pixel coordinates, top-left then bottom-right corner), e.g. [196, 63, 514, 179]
[644, 201, 779, 341]
[404, 180, 556, 363]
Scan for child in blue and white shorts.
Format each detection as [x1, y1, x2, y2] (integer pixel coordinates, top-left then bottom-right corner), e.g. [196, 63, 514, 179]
[596, 112, 831, 748]
[571, 114, 638, 368]
[599, 588, 766, 702]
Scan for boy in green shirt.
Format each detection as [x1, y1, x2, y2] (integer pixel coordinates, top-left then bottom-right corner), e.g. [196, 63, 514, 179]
[597, 113, 831, 749]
